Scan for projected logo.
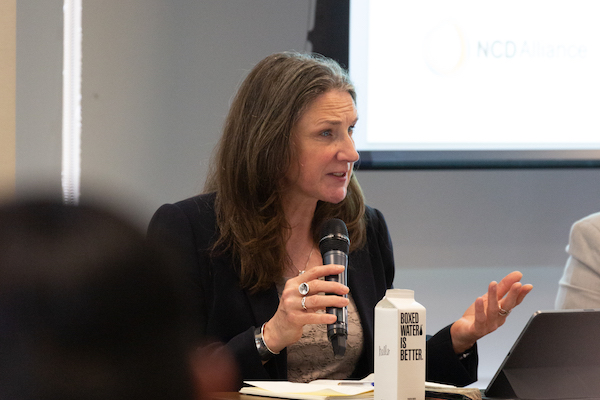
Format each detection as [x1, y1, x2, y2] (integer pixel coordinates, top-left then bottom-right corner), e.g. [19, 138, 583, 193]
[423, 21, 468, 76]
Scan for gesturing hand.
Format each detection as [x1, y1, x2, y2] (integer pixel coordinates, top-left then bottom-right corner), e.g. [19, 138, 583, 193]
[450, 271, 533, 354]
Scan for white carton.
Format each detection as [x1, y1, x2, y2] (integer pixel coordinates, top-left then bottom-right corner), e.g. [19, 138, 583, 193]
[374, 289, 426, 400]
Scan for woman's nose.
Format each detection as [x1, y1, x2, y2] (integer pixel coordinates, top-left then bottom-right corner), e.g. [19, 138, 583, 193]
[339, 134, 360, 163]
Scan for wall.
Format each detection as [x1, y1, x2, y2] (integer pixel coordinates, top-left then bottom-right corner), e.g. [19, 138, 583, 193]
[80, 1, 316, 220]
[15, 0, 63, 199]
[17, 0, 600, 387]
[0, 0, 16, 199]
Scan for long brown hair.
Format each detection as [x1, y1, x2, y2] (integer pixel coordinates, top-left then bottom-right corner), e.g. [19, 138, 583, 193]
[205, 52, 366, 292]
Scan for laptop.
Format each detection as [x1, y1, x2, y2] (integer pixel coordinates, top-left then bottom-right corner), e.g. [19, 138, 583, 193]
[483, 309, 600, 400]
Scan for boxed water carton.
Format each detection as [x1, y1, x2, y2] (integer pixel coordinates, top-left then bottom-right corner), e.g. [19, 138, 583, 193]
[375, 289, 426, 400]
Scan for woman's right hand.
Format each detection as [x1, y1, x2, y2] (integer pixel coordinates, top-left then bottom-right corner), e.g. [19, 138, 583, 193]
[261, 263, 350, 354]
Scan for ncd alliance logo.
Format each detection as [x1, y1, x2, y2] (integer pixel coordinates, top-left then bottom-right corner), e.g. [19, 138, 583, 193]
[423, 21, 467, 76]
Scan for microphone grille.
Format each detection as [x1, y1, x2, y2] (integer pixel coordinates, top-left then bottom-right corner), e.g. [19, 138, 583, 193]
[319, 218, 350, 254]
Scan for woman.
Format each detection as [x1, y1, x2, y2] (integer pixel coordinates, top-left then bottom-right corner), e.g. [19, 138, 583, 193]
[148, 52, 532, 387]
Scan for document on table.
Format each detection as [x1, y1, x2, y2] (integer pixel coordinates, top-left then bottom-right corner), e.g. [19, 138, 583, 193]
[240, 379, 374, 400]
[239, 377, 481, 400]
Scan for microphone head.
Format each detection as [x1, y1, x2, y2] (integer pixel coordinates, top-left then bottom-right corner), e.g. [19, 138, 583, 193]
[319, 218, 350, 255]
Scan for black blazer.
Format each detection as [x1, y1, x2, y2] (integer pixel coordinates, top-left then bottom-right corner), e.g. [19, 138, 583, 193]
[148, 193, 477, 387]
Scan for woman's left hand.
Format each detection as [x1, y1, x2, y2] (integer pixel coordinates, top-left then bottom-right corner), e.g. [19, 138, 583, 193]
[450, 271, 533, 354]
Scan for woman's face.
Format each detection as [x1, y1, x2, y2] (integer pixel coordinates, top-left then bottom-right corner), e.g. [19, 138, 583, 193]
[284, 89, 360, 205]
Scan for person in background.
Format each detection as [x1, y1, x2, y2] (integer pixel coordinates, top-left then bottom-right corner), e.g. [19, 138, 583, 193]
[556, 211, 600, 309]
[0, 199, 236, 400]
[148, 51, 533, 388]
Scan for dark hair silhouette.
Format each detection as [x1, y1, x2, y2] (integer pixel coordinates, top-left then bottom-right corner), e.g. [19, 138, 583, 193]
[0, 200, 199, 400]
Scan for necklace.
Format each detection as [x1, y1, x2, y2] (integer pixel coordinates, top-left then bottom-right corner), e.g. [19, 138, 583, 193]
[297, 246, 314, 276]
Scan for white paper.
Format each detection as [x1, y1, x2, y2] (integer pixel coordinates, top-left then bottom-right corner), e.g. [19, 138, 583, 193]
[243, 381, 373, 396]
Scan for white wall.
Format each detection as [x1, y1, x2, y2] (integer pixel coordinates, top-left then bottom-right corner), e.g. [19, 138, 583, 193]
[15, 0, 63, 198]
[17, 0, 600, 388]
[80, 1, 316, 221]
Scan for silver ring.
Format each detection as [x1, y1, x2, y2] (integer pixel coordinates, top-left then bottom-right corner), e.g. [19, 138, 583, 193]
[301, 296, 308, 311]
[298, 282, 309, 296]
[499, 307, 510, 317]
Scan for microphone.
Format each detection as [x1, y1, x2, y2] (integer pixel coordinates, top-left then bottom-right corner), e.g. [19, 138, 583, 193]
[319, 218, 350, 358]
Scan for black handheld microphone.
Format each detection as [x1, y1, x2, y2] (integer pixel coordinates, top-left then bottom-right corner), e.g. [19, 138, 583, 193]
[319, 218, 350, 358]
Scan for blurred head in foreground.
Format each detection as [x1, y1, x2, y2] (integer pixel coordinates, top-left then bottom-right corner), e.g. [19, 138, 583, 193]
[0, 199, 235, 400]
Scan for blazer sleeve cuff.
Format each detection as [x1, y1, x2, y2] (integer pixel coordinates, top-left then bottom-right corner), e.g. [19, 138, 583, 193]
[226, 326, 287, 388]
[426, 324, 478, 387]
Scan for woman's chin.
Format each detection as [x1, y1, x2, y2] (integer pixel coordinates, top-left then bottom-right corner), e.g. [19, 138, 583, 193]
[321, 190, 347, 205]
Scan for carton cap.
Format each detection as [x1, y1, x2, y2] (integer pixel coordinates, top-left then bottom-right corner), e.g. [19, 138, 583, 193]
[385, 289, 414, 299]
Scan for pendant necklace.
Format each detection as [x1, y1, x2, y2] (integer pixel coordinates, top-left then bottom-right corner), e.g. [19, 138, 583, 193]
[297, 246, 314, 276]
